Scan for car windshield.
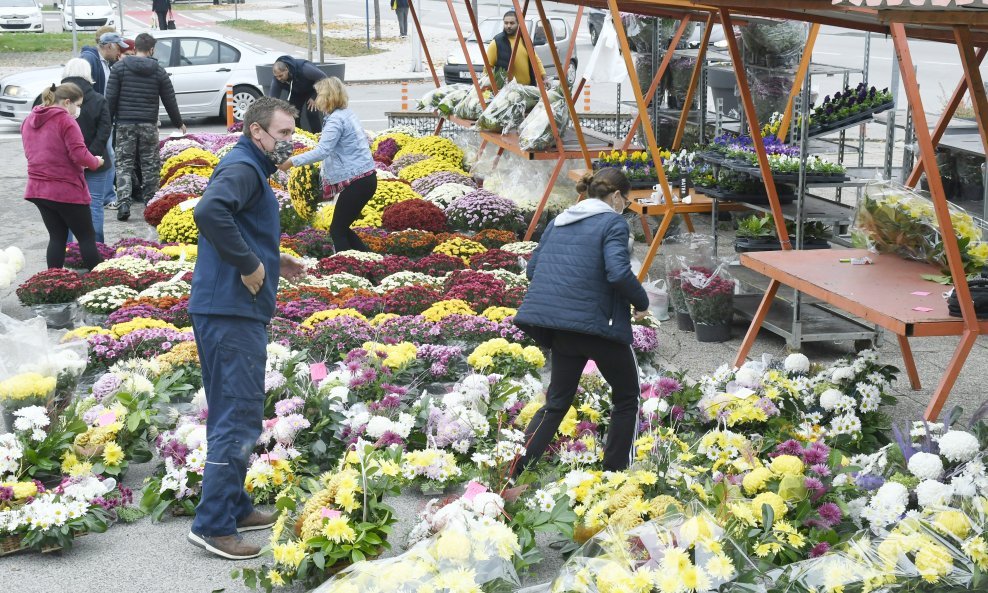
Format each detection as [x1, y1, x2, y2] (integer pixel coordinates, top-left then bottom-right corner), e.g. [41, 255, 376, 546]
[476, 19, 537, 42]
[0, 0, 37, 7]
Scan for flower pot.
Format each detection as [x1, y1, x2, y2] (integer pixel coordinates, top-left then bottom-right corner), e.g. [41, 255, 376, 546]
[82, 310, 110, 327]
[734, 237, 784, 253]
[31, 302, 78, 330]
[695, 321, 732, 343]
[676, 311, 694, 332]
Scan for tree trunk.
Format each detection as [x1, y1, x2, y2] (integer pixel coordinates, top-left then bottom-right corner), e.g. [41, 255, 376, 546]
[373, 0, 382, 41]
[303, 0, 314, 60]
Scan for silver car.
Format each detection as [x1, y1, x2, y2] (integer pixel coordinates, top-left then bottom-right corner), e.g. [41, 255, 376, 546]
[443, 17, 578, 86]
[0, 0, 44, 33]
[0, 30, 283, 123]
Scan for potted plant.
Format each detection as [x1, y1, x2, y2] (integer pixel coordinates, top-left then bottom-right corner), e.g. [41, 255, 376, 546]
[734, 214, 782, 252]
[681, 268, 735, 342]
[16, 268, 84, 329]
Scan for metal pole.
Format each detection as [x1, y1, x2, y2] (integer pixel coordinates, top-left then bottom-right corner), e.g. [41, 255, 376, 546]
[366, 0, 371, 50]
[117, 0, 124, 36]
[410, 0, 423, 72]
[884, 56, 901, 181]
[317, 0, 324, 63]
[71, 0, 78, 55]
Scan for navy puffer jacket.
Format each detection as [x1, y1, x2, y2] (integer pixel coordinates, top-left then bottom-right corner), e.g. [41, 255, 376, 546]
[514, 200, 649, 345]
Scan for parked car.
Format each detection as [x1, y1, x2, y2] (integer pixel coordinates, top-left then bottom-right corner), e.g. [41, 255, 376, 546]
[57, 0, 117, 31]
[443, 17, 577, 86]
[0, 0, 43, 32]
[587, 11, 726, 48]
[0, 30, 282, 123]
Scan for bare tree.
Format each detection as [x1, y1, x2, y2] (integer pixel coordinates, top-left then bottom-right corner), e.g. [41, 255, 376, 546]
[374, 0, 382, 41]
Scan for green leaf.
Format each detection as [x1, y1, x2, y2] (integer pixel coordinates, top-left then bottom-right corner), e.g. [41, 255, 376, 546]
[150, 499, 172, 523]
[312, 551, 326, 570]
[761, 504, 775, 534]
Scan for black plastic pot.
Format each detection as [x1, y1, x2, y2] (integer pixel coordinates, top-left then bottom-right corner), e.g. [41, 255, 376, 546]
[695, 321, 731, 343]
[734, 236, 784, 253]
[676, 311, 694, 332]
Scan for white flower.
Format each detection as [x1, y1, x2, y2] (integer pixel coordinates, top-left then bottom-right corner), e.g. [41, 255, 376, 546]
[907, 452, 944, 480]
[819, 388, 842, 411]
[915, 479, 953, 507]
[734, 367, 761, 389]
[784, 353, 810, 374]
[951, 474, 977, 498]
[938, 430, 980, 463]
[873, 482, 909, 508]
[641, 398, 660, 416]
[831, 366, 857, 382]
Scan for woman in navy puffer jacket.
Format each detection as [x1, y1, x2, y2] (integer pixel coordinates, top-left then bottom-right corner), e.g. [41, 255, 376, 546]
[513, 168, 649, 474]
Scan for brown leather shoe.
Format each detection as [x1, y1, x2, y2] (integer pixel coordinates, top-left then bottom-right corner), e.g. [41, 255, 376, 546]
[237, 510, 278, 533]
[187, 532, 261, 560]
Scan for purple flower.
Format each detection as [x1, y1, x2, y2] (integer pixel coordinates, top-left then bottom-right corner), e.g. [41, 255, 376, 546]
[855, 473, 885, 491]
[804, 477, 826, 500]
[774, 439, 804, 458]
[632, 325, 659, 353]
[816, 502, 842, 527]
[0, 486, 13, 501]
[670, 405, 685, 422]
[655, 376, 682, 396]
[809, 542, 831, 558]
[803, 442, 830, 465]
[756, 397, 780, 416]
[92, 373, 123, 400]
[377, 431, 405, 447]
[809, 463, 831, 477]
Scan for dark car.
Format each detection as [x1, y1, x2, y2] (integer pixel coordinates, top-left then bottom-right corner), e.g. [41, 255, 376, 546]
[587, 9, 605, 46]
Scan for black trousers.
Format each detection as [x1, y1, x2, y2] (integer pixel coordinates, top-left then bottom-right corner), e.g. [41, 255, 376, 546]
[330, 174, 377, 252]
[518, 329, 641, 473]
[29, 198, 103, 270]
[155, 9, 169, 29]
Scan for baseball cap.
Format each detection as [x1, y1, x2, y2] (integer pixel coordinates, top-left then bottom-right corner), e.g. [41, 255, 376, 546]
[98, 32, 129, 49]
[122, 38, 135, 52]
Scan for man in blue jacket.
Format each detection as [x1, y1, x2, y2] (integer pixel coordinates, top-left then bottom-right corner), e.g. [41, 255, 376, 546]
[269, 55, 327, 133]
[186, 97, 305, 560]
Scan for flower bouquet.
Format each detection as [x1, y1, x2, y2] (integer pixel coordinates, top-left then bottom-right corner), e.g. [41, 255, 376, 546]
[237, 443, 402, 591]
[140, 411, 207, 519]
[476, 81, 542, 133]
[852, 181, 988, 278]
[0, 372, 56, 417]
[400, 448, 464, 494]
[680, 265, 735, 343]
[518, 87, 571, 152]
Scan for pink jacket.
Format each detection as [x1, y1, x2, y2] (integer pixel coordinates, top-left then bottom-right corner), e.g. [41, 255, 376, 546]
[21, 105, 100, 204]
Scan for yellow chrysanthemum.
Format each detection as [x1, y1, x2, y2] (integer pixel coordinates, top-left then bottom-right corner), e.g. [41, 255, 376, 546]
[770, 455, 805, 476]
[157, 206, 199, 244]
[0, 372, 56, 401]
[287, 163, 321, 221]
[301, 308, 368, 328]
[102, 442, 125, 466]
[420, 299, 476, 322]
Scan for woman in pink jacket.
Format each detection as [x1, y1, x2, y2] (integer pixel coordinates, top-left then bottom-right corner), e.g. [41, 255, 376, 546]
[22, 83, 104, 270]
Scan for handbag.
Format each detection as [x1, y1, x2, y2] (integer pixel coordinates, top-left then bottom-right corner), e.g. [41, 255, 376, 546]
[166, 10, 176, 29]
[946, 278, 988, 319]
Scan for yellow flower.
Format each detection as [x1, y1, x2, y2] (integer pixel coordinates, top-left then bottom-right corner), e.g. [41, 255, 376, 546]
[267, 569, 285, 587]
[69, 461, 94, 477]
[3, 481, 39, 500]
[62, 325, 111, 342]
[962, 536, 988, 570]
[370, 313, 398, 326]
[434, 529, 471, 562]
[481, 306, 517, 322]
[371, 132, 415, 152]
[157, 207, 199, 244]
[755, 542, 783, 557]
[102, 442, 125, 466]
[302, 308, 368, 328]
[558, 407, 579, 437]
[770, 455, 805, 476]
[322, 516, 357, 543]
[914, 542, 955, 583]
[742, 467, 774, 495]
[420, 299, 476, 323]
[432, 237, 487, 265]
[110, 317, 179, 339]
[393, 136, 465, 168]
[0, 372, 56, 401]
[61, 452, 80, 474]
[287, 163, 321, 220]
[751, 492, 787, 520]
[934, 510, 971, 540]
[272, 541, 307, 568]
[705, 554, 735, 580]
[161, 244, 197, 261]
[362, 341, 418, 369]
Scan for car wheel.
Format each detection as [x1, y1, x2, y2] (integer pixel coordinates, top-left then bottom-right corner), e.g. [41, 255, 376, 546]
[566, 60, 577, 87]
[229, 85, 261, 122]
[589, 24, 599, 46]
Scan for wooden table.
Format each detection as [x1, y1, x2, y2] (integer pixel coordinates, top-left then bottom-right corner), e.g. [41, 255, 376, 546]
[736, 249, 985, 419]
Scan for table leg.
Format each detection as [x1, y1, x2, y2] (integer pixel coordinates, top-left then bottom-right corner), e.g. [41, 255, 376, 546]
[711, 198, 719, 255]
[683, 213, 695, 233]
[491, 147, 505, 170]
[733, 279, 780, 368]
[636, 212, 674, 282]
[896, 334, 922, 390]
[925, 329, 978, 421]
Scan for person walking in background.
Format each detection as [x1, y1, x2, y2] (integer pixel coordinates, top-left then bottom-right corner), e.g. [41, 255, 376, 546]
[21, 83, 104, 270]
[268, 55, 327, 133]
[187, 97, 304, 560]
[62, 59, 112, 244]
[512, 168, 649, 476]
[279, 77, 376, 253]
[152, 0, 172, 29]
[105, 32, 186, 222]
[392, 0, 409, 39]
[486, 10, 547, 86]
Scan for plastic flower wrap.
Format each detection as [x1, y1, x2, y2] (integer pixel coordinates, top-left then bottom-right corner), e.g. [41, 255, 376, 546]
[467, 337, 544, 377]
[852, 180, 988, 276]
[399, 448, 463, 493]
[394, 136, 466, 168]
[311, 491, 521, 593]
[518, 87, 571, 152]
[0, 246, 25, 290]
[477, 81, 542, 133]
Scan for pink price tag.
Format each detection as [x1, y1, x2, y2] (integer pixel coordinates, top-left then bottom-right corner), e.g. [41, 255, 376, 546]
[583, 360, 598, 375]
[309, 362, 327, 383]
[913, 306, 934, 313]
[462, 481, 488, 502]
[911, 291, 931, 297]
[321, 508, 341, 520]
[97, 411, 116, 427]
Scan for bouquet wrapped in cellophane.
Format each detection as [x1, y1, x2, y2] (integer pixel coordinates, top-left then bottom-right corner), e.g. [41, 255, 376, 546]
[477, 81, 542, 133]
[518, 87, 570, 152]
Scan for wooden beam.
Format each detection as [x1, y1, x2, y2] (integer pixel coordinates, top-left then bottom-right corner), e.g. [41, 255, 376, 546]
[720, 7, 790, 247]
[672, 13, 713, 150]
[777, 23, 820, 141]
[879, 9, 988, 27]
[462, 0, 498, 94]
[955, 27, 988, 174]
[905, 46, 988, 188]
[446, 0, 488, 107]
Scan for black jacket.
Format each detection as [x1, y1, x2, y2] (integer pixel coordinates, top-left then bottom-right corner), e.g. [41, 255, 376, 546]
[105, 55, 183, 128]
[61, 76, 111, 171]
[267, 55, 326, 112]
[152, 0, 170, 12]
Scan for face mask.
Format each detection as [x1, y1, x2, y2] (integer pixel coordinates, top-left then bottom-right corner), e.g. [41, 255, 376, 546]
[260, 127, 293, 165]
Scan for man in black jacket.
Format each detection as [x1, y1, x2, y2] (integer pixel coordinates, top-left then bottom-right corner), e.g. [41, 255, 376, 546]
[268, 55, 326, 133]
[152, 0, 171, 30]
[105, 32, 186, 222]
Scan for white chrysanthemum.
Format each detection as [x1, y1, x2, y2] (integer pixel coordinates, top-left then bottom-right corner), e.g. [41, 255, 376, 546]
[831, 366, 857, 382]
[819, 388, 842, 411]
[908, 452, 944, 480]
[915, 479, 953, 507]
[938, 430, 980, 463]
[784, 353, 810, 374]
[951, 474, 977, 498]
[873, 481, 909, 508]
[734, 367, 761, 389]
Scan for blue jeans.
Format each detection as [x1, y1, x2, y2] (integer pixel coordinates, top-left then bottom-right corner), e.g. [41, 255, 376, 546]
[104, 140, 119, 206]
[84, 165, 111, 243]
[190, 314, 267, 537]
